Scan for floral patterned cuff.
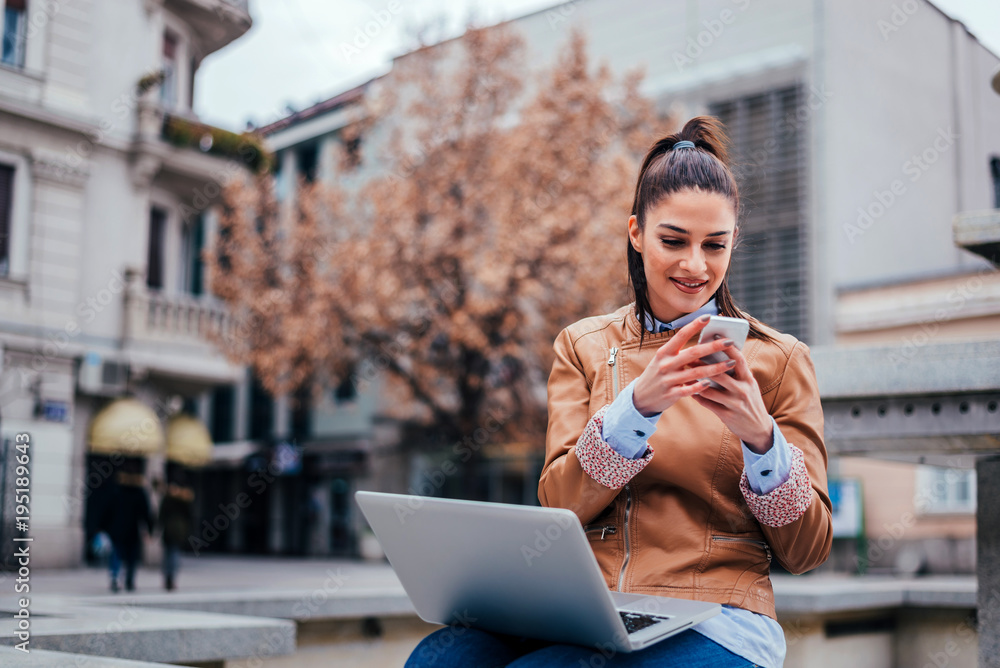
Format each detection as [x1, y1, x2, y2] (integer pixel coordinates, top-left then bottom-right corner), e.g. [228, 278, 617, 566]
[739, 443, 812, 527]
[575, 405, 655, 489]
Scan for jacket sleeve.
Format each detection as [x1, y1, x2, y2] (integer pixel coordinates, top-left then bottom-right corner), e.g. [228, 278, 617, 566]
[538, 328, 652, 525]
[745, 340, 833, 574]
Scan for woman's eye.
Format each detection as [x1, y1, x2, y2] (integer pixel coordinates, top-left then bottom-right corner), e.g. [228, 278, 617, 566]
[706, 243, 727, 251]
[661, 239, 683, 247]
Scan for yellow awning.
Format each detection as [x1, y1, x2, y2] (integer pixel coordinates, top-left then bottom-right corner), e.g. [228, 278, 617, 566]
[88, 398, 165, 456]
[166, 413, 213, 467]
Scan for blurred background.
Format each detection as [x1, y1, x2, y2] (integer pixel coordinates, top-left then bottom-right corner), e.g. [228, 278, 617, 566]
[0, 0, 998, 666]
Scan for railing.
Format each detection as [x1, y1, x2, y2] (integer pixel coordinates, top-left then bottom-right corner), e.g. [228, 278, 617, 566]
[124, 283, 233, 347]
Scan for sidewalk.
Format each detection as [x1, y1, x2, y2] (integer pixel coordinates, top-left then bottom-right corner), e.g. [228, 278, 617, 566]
[25, 554, 405, 598]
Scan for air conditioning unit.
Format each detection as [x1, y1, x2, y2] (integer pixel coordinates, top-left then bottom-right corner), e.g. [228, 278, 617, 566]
[78, 352, 129, 395]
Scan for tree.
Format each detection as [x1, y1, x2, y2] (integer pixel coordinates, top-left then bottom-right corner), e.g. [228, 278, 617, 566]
[207, 24, 660, 459]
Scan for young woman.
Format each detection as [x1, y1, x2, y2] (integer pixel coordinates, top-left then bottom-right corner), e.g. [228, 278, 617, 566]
[405, 116, 832, 667]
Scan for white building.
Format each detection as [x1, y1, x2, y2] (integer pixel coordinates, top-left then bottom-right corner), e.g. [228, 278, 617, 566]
[0, 0, 255, 568]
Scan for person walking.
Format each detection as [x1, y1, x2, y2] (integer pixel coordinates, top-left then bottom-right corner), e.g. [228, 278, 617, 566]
[159, 464, 195, 591]
[101, 458, 154, 593]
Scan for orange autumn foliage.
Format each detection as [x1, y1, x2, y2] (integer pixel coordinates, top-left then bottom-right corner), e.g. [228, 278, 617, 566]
[207, 25, 666, 444]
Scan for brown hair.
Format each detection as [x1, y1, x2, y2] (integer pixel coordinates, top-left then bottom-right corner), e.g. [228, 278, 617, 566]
[627, 115, 776, 345]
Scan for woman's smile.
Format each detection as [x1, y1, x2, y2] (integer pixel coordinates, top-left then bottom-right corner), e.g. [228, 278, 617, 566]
[669, 277, 709, 293]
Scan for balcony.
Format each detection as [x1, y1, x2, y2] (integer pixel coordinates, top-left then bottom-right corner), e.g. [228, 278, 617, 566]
[161, 112, 270, 173]
[122, 272, 243, 387]
[164, 0, 252, 56]
[131, 91, 270, 197]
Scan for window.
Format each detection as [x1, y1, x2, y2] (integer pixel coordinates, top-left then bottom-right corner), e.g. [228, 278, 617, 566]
[273, 151, 288, 202]
[290, 384, 311, 439]
[181, 214, 204, 296]
[334, 374, 357, 404]
[343, 134, 362, 170]
[915, 466, 976, 515]
[296, 143, 319, 183]
[210, 385, 235, 443]
[188, 55, 197, 109]
[990, 156, 999, 209]
[147, 207, 167, 289]
[710, 85, 809, 342]
[161, 31, 178, 109]
[2, 0, 27, 69]
[0, 164, 13, 276]
[248, 374, 274, 441]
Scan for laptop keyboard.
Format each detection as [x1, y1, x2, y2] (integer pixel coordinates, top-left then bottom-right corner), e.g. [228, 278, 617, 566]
[619, 611, 672, 634]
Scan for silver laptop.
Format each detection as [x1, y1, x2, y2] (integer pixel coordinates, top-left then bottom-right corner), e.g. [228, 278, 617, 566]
[355, 491, 720, 653]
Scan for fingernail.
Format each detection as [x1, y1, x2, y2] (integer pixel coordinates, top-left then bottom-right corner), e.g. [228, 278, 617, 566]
[726, 359, 736, 367]
[700, 379, 711, 385]
[699, 314, 711, 322]
[723, 339, 734, 347]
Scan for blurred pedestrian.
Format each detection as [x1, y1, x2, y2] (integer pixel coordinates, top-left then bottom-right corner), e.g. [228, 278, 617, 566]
[100, 457, 154, 593]
[159, 463, 195, 591]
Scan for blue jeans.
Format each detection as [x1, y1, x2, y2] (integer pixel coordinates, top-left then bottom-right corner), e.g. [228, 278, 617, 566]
[405, 627, 760, 667]
[162, 544, 180, 579]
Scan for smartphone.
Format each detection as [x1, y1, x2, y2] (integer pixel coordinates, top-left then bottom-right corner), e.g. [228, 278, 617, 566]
[697, 316, 749, 389]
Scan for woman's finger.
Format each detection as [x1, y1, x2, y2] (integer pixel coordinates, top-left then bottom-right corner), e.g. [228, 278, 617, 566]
[659, 315, 712, 357]
[672, 358, 735, 387]
[672, 336, 735, 369]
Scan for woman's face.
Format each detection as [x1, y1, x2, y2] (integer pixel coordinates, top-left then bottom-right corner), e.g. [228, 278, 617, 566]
[628, 189, 737, 324]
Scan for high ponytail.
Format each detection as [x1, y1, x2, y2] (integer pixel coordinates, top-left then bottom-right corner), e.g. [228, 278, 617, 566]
[627, 115, 776, 345]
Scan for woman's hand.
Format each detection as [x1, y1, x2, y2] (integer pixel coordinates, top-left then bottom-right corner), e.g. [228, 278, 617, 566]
[690, 342, 774, 453]
[631, 315, 740, 417]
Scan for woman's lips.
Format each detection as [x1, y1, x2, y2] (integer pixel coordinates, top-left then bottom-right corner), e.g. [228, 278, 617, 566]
[670, 277, 708, 294]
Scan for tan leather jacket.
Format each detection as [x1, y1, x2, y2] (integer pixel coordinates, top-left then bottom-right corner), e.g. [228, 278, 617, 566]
[538, 304, 832, 619]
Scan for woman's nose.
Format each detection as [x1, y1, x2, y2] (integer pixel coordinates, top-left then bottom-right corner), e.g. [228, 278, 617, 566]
[680, 249, 707, 274]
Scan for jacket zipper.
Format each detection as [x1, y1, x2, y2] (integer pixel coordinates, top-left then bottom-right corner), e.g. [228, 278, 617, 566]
[585, 525, 617, 539]
[617, 484, 632, 591]
[607, 347, 619, 396]
[712, 535, 772, 562]
[607, 345, 631, 592]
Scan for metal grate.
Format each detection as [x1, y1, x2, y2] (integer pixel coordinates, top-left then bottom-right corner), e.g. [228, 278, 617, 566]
[710, 85, 809, 342]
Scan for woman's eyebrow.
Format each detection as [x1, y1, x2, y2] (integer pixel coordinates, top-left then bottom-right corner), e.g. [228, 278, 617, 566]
[656, 223, 731, 237]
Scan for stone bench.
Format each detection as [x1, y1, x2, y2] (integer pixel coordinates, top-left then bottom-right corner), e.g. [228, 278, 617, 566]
[0, 595, 295, 666]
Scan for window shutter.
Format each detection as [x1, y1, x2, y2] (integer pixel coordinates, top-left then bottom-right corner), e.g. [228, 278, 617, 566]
[0, 164, 13, 275]
[710, 85, 810, 342]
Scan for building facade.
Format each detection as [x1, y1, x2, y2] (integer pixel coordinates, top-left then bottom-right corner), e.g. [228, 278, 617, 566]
[0, 0, 255, 568]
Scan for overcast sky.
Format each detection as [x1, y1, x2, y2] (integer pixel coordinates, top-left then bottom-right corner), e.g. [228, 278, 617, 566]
[195, 0, 1000, 132]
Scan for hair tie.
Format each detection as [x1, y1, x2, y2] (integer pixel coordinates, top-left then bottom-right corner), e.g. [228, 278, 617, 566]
[673, 140, 696, 150]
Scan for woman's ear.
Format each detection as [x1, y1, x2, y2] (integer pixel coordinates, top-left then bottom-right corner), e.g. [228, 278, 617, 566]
[628, 215, 643, 254]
